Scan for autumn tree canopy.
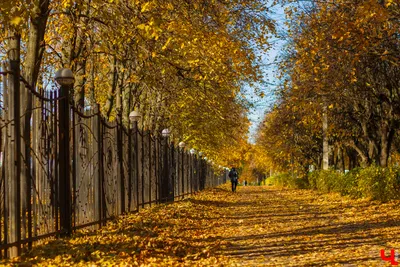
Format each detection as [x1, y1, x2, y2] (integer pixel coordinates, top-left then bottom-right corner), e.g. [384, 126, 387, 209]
[0, 0, 276, 167]
[256, 0, 400, 175]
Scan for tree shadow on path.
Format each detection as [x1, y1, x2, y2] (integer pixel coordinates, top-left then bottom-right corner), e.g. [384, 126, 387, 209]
[211, 186, 400, 266]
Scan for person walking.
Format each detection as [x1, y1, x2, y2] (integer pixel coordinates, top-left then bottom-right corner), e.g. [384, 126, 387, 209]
[228, 167, 239, 192]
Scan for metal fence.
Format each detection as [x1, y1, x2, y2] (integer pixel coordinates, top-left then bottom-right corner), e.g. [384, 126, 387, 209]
[0, 59, 226, 258]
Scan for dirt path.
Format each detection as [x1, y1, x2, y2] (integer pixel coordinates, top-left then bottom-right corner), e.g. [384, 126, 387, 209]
[212, 186, 400, 266]
[7, 185, 400, 266]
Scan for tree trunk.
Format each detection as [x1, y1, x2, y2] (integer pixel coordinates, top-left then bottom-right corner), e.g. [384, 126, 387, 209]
[379, 122, 394, 167]
[122, 70, 131, 127]
[322, 104, 329, 170]
[349, 141, 368, 167]
[22, 0, 50, 251]
[339, 147, 345, 172]
[104, 56, 118, 119]
[88, 54, 97, 105]
[73, 58, 87, 110]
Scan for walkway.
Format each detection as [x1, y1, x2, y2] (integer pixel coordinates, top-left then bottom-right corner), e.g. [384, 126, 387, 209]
[7, 185, 400, 266]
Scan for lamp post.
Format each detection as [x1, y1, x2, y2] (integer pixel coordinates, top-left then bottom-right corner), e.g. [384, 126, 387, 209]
[178, 141, 186, 148]
[161, 128, 171, 202]
[189, 149, 196, 194]
[197, 152, 203, 191]
[198, 152, 204, 190]
[129, 110, 141, 128]
[129, 110, 141, 211]
[178, 141, 185, 197]
[207, 159, 214, 187]
[161, 128, 170, 138]
[55, 68, 74, 237]
[55, 68, 74, 86]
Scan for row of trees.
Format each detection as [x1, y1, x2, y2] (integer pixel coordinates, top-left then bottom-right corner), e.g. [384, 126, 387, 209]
[0, 0, 276, 167]
[254, 0, 399, 175]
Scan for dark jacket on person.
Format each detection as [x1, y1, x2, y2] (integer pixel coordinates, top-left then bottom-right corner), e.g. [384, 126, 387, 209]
[228, 168, 238, 182]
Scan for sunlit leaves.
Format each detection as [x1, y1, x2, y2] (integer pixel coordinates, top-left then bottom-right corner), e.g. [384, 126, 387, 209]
[0, 0, 276, 167]
[7, 185, 400, 266]
[256, 0, 400, 172]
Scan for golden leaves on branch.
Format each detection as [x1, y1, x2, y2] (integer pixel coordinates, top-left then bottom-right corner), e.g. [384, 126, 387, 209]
[1, 0, 276, 169]
[255, 0, 400, 173]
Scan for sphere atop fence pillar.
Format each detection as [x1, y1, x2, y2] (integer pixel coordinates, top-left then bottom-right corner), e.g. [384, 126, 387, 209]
[178, 141, 185, 148]
[55, 68, 74, 86]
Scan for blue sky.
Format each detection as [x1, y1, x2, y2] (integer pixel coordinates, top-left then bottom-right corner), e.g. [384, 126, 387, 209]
[247, 4, 287, 143]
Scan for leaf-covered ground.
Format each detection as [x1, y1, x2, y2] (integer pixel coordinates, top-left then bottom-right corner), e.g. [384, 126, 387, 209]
[4, 185, 400, 266]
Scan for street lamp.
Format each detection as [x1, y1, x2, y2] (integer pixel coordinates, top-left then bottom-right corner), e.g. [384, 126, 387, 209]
[55, 68, 75, 86]
[161, 128, 172, 202]
[197, 152, 205, 190]
[129, 110, 141, 125]
[55, 68, 74, 236]
[188, 148, 196, 194]
[129, 110, 141, 211]
[178, 141, 185, 196]
[129, 110, 141, 133]
[161, 128, 170, 138]
[178, 141, 185, 148]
